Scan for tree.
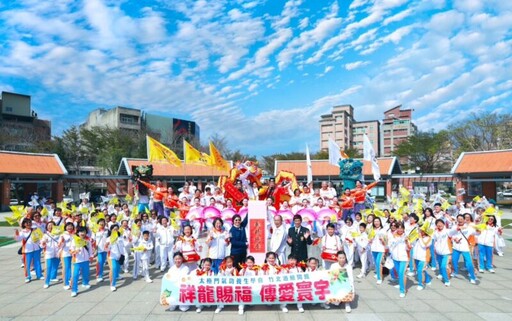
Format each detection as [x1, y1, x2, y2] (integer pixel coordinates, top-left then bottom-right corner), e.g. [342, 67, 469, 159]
[447, 113, 512, 155]
[394, 131, 452, 173]
[343, 147, 363, 159]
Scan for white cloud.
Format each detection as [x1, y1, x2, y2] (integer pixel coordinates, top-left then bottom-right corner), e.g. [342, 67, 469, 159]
[299, 17, 309, 29]
[383, 8, 413, 25]
[277, 2, 342, 69]
[345, 61, 369, 70]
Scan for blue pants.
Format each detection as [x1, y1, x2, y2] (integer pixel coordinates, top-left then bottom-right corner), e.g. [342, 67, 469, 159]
[24, 250, 42, 280]
[372, 251, 384, 281]
[435, 254, 450, 283]
[393, 260, 407, 294]
[62, 256, 72, 286]
[415, 259, 431, 287]
[45, 258, 59, 285]
[408, 248, 415, 272]
[138, 203, 149, 213]
[72, 261, 90, 293]
[96, 252, 107, 278]
[478, 244, 493, 270]
[354, 203, 365, 215]
[211, 259, 223, 275]
[342, 209, 353, 221]
[429, 243, 437, 268]
[452, 250, 476, 280]
[110, 258, 121, 287]
[153, 201, 164, 217]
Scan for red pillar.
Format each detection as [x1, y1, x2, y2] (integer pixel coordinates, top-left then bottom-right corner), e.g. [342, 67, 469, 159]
[55, 179, 64, 202]
[1, 178, 10, 210]
[386, 179, 392, 198]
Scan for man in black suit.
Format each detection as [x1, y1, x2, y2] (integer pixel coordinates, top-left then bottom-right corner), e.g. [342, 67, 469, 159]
[287, 214, 313, 263]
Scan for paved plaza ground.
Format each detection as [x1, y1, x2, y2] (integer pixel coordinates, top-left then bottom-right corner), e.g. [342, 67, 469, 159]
[0, 208, 511, 321]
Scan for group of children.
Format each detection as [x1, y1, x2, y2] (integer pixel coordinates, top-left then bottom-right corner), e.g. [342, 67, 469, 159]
[11, 189, 506, 312]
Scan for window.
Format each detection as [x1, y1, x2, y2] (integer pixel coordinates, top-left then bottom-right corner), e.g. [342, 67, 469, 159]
[5, 107, 13, 112]
[120, 114, 139, 125]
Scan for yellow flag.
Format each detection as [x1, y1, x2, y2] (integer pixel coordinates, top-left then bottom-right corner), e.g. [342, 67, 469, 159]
[110, 231, 119, 244]
[472, 195, 481, 202]
[474, 223, 487, 231]
[484, 207, 496, 216]
[130, 206, 139, 219]
[51, 224, 64, 236]
[399, 186, 410, 200]
[5, 215, 20, 226]
[147, 135, 182, 167]
[184, 140, 212, 166]
[441, 200, 450, 211]
[73, 235, 87, 248]
[408, 227, 419, 243]
[132, 224, 141, 238]
[132, 244, 146, 252]
[125, 194, 133, 203]
[209, 141, 230, 172]
[109, 196, 119, 205]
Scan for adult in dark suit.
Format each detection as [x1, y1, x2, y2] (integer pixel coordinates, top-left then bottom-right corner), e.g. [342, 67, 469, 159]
[287, 214, 313, 263]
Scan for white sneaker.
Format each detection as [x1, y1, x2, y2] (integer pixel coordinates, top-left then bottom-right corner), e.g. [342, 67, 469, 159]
[145, 278, 153, 283]
[376, 280, 382, 285]
[196, 308, 202, 313]
[431, 267, 437, 271]
[123, 270, 129, 274]
[489, 269, 495, 273]
[96, 277, 103, 282]
[282, 307, 288, 313]
[321, 303, 331, 310]
[425, 282, 432, 286]
[179, 306, 190, 312]
[63, 285, 70, 290]
[399, 293, 405, 298]
[238, 308, 244, 315]
[479, 269, 484, 273]
[71, 292, 77, 297]
[407, 271, 415, 277]
[215, 307, 222, 314]
[110, 286, 117, 292]
[437, 274, 443, 280]
[394, 284, 399, 289]
[82, 284, 91, 289]
[39, 277, 45, 280]
[21, 264, 25, 268]
[24, 279, 31, 283]
[417, 286, 424, 291]
[497, 253, 504, 257]
[51, 278, 60, 282]
[357, 273, 364, 279]
[345, 304, 351, 313]
[298, 307, 304, 313]
[43, 284, 49, 289]
[444, 282, 450, 287]
[470, 279, 476, 284]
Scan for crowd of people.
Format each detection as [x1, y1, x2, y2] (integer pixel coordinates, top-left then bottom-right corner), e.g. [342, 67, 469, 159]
[12, 178, 506, 314]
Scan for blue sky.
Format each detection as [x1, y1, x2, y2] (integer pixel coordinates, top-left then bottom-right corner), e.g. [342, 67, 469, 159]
[0, 0, 511, 156]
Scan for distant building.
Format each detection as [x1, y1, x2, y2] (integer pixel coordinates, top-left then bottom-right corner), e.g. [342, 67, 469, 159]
[320, 105, 380, 156]
[82, 106, 200, 147]
[352, 120, 380, 156]
[0, 91, 51, 151]
[381, 105, 417, 157]
[319, 105, 355, 152]
[83, 106, 142, 133]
